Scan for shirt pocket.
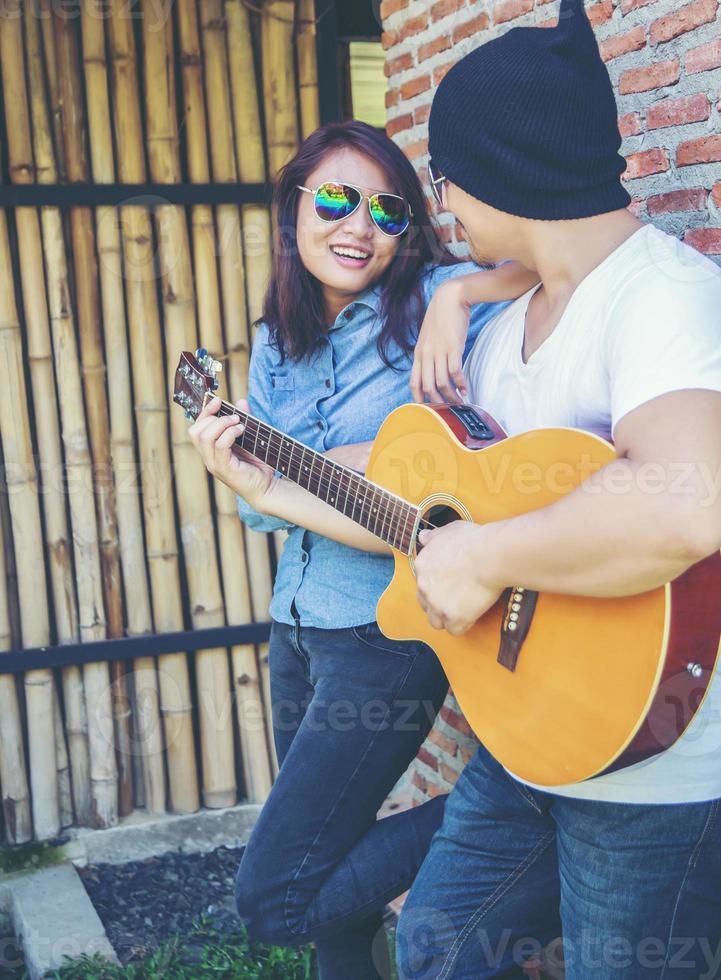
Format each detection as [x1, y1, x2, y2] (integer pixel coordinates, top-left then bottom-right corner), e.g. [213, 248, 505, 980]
[270, 371, 294, 391]
[268, 371, 296, 431]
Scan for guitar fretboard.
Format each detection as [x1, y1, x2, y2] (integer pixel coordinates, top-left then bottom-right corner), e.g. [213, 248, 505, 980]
[212, 397, 419, 553]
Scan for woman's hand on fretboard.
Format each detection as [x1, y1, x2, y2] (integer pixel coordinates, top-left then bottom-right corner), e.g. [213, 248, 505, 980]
[188, 395, 275, 506]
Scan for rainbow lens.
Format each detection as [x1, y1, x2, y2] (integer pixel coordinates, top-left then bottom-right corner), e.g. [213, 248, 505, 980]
[314, 182, 361, 222]
[369, 194, 409, 236]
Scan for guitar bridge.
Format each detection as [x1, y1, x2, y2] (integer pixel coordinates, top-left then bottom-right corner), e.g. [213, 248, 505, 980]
[497, 586, 539, 672]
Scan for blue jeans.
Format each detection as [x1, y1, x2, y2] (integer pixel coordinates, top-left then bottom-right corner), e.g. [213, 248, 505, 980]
[396, 741, 721, 979]
[234, 614, 450, 979]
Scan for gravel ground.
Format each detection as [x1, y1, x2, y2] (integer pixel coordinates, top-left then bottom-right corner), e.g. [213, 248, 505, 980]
[77, 846, 398, 969]
[77, 845, 247, 965]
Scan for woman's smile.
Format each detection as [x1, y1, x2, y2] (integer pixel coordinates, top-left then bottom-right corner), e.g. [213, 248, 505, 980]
[328, 240, 373, 269]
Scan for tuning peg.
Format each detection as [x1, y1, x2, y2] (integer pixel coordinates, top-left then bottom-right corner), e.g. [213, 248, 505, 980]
[194, 346, 223, 392]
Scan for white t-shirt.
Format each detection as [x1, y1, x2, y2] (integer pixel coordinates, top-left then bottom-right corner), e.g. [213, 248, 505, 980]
[463, 223, 721, 804]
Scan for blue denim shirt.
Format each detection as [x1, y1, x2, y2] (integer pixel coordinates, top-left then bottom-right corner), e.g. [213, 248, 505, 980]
[237, 261, 509, 628]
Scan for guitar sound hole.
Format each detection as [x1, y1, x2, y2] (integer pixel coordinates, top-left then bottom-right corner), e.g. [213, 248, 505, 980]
[415, 503, 464, 556]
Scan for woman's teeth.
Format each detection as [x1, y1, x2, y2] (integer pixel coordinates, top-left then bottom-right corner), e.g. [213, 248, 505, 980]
[330, 246, 371, 260]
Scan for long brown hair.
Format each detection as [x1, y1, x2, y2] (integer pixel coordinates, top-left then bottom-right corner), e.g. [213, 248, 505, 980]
[258, 120, 458, 370]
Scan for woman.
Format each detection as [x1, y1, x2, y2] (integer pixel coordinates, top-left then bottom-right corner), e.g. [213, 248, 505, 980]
[188, 120, 537, 979]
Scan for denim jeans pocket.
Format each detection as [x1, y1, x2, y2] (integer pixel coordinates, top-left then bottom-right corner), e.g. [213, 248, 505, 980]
[350, 620, 421, 658]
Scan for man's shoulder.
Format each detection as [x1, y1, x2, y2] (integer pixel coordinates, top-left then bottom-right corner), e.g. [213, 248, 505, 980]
[615, 225, 721, 302]
[598, 226, 721, 340]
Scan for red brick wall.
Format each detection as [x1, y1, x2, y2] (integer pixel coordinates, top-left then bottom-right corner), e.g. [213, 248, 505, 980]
[383, 0, 721, 257]
[382, 0, 721, 804]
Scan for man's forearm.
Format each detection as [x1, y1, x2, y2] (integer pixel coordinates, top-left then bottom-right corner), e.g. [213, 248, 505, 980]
[479, 459, 713, 597]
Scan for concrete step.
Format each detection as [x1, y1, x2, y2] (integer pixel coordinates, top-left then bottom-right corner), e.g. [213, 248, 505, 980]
[9, 864, 118, 979]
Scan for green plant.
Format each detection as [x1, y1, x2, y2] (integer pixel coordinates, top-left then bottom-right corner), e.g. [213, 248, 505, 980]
[45, 912, 316, 979]
[32, 910, 400, 979]
[0, 842, 68, 876]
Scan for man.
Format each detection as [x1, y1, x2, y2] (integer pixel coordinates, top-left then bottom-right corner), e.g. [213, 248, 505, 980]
[398, 0, 721, 976]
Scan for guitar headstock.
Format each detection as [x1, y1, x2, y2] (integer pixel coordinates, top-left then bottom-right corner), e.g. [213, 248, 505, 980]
[173, 348, 223, 420]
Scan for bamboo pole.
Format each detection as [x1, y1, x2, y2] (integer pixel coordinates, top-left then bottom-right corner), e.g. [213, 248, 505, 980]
[225, 1, 286, 568]
[18, 4, 100, 830]
[13, 6, 84, 833]
[297, 0, 320, 139]
[224, 0, 273, 331]
[0, 485, 21, 656]
[0, 257, 60, 842]
[14, 229, 77, 651]
[80, 0, 165, 815]
[17, 5, 118, 829]
[52, 690, 75, 828]
[0, 394, 33, 844]
[141, 0, 237, 808]
[37, 0, 66, 183]
[198, 0, 250, 404]
[106, 0, 200, 813]
[177, 0, 272, 800]
[17, 6, 88, 829]
[200, 0, 279, 777]
[0, 7, 61, 841]
[8, 132, 84, 829]
[261, 0, 300, 178]
[50, 4, 134, 817]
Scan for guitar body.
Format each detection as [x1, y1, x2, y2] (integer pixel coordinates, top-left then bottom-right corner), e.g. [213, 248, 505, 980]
[368, 402, 721, 786]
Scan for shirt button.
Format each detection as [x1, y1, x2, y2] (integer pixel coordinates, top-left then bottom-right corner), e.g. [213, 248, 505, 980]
[344, 308, 354, 320]
[317, 420, 324, 430]
[325, 378, 331, 388]
[301, 553, 308, 563]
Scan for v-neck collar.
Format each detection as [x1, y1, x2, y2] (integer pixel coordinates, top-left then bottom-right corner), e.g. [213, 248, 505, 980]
[517, 225, 649, 369]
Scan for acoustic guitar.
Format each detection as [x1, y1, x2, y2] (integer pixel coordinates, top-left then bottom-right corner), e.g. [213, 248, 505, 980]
[174, 348, 721, 787]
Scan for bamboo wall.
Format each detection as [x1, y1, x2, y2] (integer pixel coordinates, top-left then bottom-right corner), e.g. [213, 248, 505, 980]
[0, 0, 319, 845]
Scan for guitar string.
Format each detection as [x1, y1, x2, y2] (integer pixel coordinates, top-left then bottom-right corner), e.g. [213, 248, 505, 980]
[202, 395, 442, 546]
[179, 380, 436, 552]
[232, 422, 431, 548]
[230, 417, 441, 542]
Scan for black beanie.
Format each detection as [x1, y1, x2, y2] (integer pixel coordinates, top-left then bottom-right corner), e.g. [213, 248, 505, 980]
[427, 0, 631, 220]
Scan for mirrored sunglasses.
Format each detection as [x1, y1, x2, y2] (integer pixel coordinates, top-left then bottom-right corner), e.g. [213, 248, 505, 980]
[296, 180, 412, 238]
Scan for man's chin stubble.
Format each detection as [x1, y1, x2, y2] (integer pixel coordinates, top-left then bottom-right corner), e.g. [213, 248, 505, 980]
[467, 240, 496, 267]
[456, 221, 495, 266]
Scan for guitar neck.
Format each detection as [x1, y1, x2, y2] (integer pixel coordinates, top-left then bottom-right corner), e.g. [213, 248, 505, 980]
[211, 396, 418, 553]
